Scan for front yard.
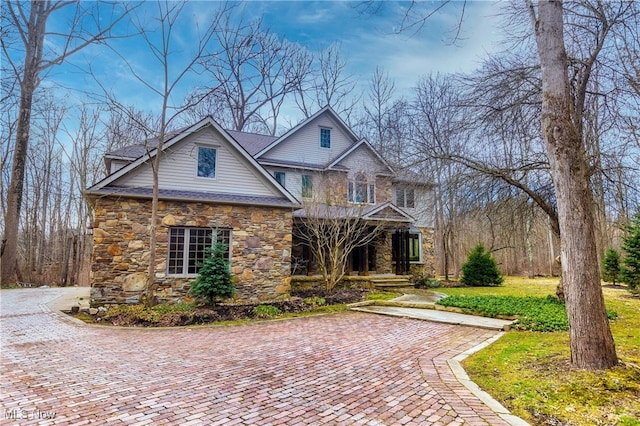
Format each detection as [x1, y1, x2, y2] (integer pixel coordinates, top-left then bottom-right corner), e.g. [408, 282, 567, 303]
[437, 277, 640, 426]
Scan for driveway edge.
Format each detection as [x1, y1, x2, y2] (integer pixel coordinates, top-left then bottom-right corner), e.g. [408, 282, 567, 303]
[447, 332, 531, 426]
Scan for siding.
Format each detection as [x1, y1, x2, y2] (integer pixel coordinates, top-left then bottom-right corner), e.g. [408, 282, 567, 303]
[114, 126, 281, 198]
[265, 167, 304, 200]
[395, 186, 435, 228]
[110, 160, 130, 174]
[335, 144, 390, 178]
[262, 112, 355, 165]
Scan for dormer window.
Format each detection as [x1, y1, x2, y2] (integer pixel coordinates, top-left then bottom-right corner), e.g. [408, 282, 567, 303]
[197, 146, 217, 178]
[320, 128, 331, 148]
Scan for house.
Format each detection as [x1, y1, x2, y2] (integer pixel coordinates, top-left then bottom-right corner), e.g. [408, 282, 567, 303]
[85, 107, 435, 305]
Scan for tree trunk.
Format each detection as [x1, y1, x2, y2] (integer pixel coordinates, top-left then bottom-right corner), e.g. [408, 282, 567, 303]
[1, 2, 46, 286]
[530, 0, 617, 369]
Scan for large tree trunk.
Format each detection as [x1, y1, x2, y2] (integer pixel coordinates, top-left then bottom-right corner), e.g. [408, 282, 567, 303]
[1, 2, 46, 286]
[530, 0, 617, 369]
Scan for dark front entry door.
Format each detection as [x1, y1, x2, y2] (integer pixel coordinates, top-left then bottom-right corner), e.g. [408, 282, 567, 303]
[392, 229, 410, 275]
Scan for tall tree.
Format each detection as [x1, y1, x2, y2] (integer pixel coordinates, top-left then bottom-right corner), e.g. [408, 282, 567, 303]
[101, 1, 229, 306]
[0, 0, 135, 286]
[526, 0, 617, 369]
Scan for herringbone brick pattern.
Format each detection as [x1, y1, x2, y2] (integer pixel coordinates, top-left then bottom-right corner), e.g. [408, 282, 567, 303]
[1, 289, 509, 425]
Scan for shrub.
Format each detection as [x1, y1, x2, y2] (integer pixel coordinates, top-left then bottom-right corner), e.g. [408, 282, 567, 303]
[621, 213, 640, 291]
[190, 243, 235, 305]
[303, 296, 326, 306]
[252, 304, 281, 318]
[602, 248, 622, 285]
[460, 244, 503, 287]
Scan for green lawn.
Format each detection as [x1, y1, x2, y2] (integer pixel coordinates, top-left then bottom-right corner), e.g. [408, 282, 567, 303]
[436, 276, 640, 426]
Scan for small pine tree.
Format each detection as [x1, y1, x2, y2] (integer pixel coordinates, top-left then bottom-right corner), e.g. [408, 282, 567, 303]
[601, 248, 621, 285]
[190, 243, 235, 305]
[460, 243, 504, 287]
[621, 213, 640, 291]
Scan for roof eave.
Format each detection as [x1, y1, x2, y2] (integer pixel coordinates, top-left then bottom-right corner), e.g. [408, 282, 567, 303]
[83, 189, 300, 209]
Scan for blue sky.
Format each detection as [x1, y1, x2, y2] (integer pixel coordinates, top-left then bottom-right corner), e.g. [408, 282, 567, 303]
[40, 1, 505, 127]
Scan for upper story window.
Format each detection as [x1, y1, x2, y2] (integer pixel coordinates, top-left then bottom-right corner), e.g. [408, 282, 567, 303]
[197, 146, 217, 178]
[320, 128, 331, 148]
[274, 171, 286, 187]
[396, 187, 415, 208]
[167, 227, 231, 276]
[348, 173, 375, 204]
[301, 174, 313, 198]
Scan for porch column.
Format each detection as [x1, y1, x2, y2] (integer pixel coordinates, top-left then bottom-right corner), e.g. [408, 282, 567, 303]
[362, 244, 369, 276]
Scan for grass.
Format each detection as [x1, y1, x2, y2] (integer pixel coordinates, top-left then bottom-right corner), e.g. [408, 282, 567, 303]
[365, 291, 403, 301]
[437, 276, 640, 426]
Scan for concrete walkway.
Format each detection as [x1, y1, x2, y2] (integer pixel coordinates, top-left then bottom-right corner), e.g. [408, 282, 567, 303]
[1, 287, 528, 425]
[349, 289, 515, 331]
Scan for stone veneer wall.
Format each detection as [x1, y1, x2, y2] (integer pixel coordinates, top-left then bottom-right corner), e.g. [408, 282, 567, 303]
[409, 226, 436, 280]
[90, 197, 293, 305]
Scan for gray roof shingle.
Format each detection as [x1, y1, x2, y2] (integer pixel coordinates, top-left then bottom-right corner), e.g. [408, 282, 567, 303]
[86, 186, 298, 208]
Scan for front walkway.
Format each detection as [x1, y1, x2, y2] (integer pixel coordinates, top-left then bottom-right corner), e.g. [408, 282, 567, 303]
[1, 288, 526, 425]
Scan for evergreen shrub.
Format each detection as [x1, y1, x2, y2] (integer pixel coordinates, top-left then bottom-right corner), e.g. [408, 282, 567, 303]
[460, 243, 503, 287]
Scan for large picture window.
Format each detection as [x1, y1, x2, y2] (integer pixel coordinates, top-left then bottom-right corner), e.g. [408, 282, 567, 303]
[197, 146, 217, 178]
[168, 227, 231, 275]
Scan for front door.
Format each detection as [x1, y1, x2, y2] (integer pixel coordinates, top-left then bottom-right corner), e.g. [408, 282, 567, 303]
[392, 229, 410, 275]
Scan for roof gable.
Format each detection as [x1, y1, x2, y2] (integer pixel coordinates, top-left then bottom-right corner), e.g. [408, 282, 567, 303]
[362, 202, 414, 222]
[87, 116, 298, 206]
[255, 107, 359, 167]
[328, 139, 395, 176]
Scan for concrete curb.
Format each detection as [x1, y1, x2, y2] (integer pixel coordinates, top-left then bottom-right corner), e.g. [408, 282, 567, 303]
[448, 333, 531, 426]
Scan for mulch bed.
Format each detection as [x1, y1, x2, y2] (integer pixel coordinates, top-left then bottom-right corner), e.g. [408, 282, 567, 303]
[77, 288, 369, 327]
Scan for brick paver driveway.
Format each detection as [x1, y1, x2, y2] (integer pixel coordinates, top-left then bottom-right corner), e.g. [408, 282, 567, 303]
[1, 288, 511, 425]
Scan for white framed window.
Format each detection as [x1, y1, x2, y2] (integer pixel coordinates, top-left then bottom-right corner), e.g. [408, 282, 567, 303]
[409, 233, 421, 262]
[301, 174, 313, 198]
[396, 187, 415, 208]
[320, 128, 331, 148]
[274, 171, 286, 187]
[167, 227, 231, 276]
[348, 173, 375, 204]
[197, 146, 217, 178]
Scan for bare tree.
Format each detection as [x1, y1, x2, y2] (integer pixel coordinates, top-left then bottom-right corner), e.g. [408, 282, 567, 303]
[293, 173, 388, 293]
[190, 11, 312, 135]
[527, 0, 617, 369]
[0, 0, 136, 286]
[99, 0, 229, 306]
[293, 43, 362, 125]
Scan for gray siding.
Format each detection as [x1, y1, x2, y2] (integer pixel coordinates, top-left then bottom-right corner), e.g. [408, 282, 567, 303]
[265, 167, 304, 200]
[114, 127, 281, 198]
[263, 112, 355, 165]
[335, 145, 390, 178]
[395, 186, 435, 228]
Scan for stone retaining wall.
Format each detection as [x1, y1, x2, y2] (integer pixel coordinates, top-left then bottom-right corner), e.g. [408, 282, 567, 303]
[89, 197, 293, 305]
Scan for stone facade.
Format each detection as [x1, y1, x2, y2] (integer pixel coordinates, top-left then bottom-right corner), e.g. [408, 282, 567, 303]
[410, 226, 436, 280]
[90, 197, 293, 305]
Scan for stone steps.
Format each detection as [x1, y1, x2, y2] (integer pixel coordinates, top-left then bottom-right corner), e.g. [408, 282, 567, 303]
[370, 276, 412, 289]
